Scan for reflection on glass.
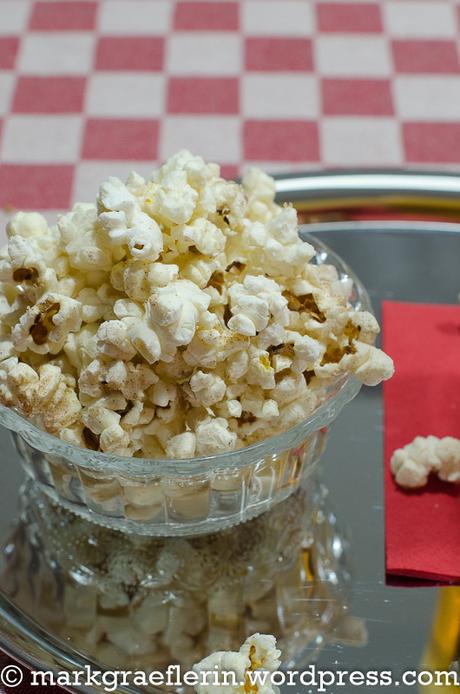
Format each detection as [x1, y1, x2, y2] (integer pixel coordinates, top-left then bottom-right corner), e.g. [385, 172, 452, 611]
[0, 479, 365, 676]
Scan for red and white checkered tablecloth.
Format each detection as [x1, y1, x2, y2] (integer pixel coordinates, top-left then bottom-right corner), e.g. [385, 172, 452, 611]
[1, 0, 460, 235]
[0, 0, 459, 684]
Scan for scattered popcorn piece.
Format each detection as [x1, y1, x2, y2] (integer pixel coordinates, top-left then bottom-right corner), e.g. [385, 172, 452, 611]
[0, 150, 393, 458]
[437, 437, 460, 483]
[194, 650, 249, 694]
[240, 633, 282, 673]
[391, 435, 460, 488]
[193, 633, 281, 694]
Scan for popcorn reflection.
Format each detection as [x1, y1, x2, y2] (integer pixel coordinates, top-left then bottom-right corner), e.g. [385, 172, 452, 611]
[1, 481, 365, 674]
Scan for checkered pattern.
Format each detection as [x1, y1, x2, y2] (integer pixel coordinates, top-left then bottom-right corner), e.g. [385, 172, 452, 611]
[1, 0, 460, 233]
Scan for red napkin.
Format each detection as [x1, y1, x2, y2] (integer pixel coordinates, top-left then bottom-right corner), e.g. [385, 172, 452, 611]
[383, 301, 460, 584]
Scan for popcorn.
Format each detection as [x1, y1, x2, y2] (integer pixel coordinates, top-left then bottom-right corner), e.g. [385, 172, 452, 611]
[270, 372, 308, 406]
[190, 371, 227, 407]
[437, 437, 460, 483]
[0, 336, 14, 363]
[348, 311, 380, 344]
[227, 350, 249, 382]
[1, 359, 80, 432]
[123, 315, 161, 364]
[210, 179, 247, 229]
[290, 334, 324, 372]
[156, 170, 198, 225]
[0, 357, 34, 411]
[4, 235, 47, 283]
[227, 276, 288, 338]
[77, 288, 113, 324]
[158, 149, 219, 190]
[82, 400, 122, 435]
[242, 168, 278, 223]
[96, 320, 136, 361]
[147, 279, 212, 361]
[391, 435, 460, 488]
[196, 417, 238, 456]
[246, 349, 276, 390]
[182, 255, 227, 292]
[149, 379, 177, 408]
[99, 207, 163, 261]
[111, 258, 178, 301]
[352, 343, 395, 387]
[12, 293, 82, 355]
[278, 396, 317, 433]
[242, 207, 315, 279]
[0, 150, 393, 459]
[240, 633, 281, 672]
[193, 633, 281, 694]
[59, 204, 112, 273]
[193, 650, 249, 694]
[217, 399, 243, 420]
[99, 424, 130, 454]
[166, 432, 197, 459]
[99, 176, 136, 213]
[7, 213, 59, 272]
[172, 218, 226, 257]
[7, 211, 49, 240]
[148, 262, 179, 287]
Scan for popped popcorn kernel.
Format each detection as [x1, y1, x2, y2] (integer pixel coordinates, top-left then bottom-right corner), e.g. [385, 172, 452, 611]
[193, 633, 281, 694]
[391, 435, 460, 488]
[166, 431, 197, 459]
[0, 150, 393, 459]
[240, 633, 281, 673]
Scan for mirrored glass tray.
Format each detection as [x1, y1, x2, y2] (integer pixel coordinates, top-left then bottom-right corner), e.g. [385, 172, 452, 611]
[0, 171, 459, 693]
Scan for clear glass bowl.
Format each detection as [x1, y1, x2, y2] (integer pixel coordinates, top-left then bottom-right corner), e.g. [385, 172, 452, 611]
[0, 234, 370, 536]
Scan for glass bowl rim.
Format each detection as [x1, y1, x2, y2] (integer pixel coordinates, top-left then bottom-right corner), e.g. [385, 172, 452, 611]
[0, 232, 370, 477]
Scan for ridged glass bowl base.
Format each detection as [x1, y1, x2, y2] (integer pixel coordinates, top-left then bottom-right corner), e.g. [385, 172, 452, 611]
[1, 480, 352, 674]
[12, 428, 329, 536]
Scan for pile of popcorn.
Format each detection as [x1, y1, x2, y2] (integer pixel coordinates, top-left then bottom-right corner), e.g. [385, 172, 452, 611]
[0, 151, 394, 458]
[391, 435, 460, 488]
